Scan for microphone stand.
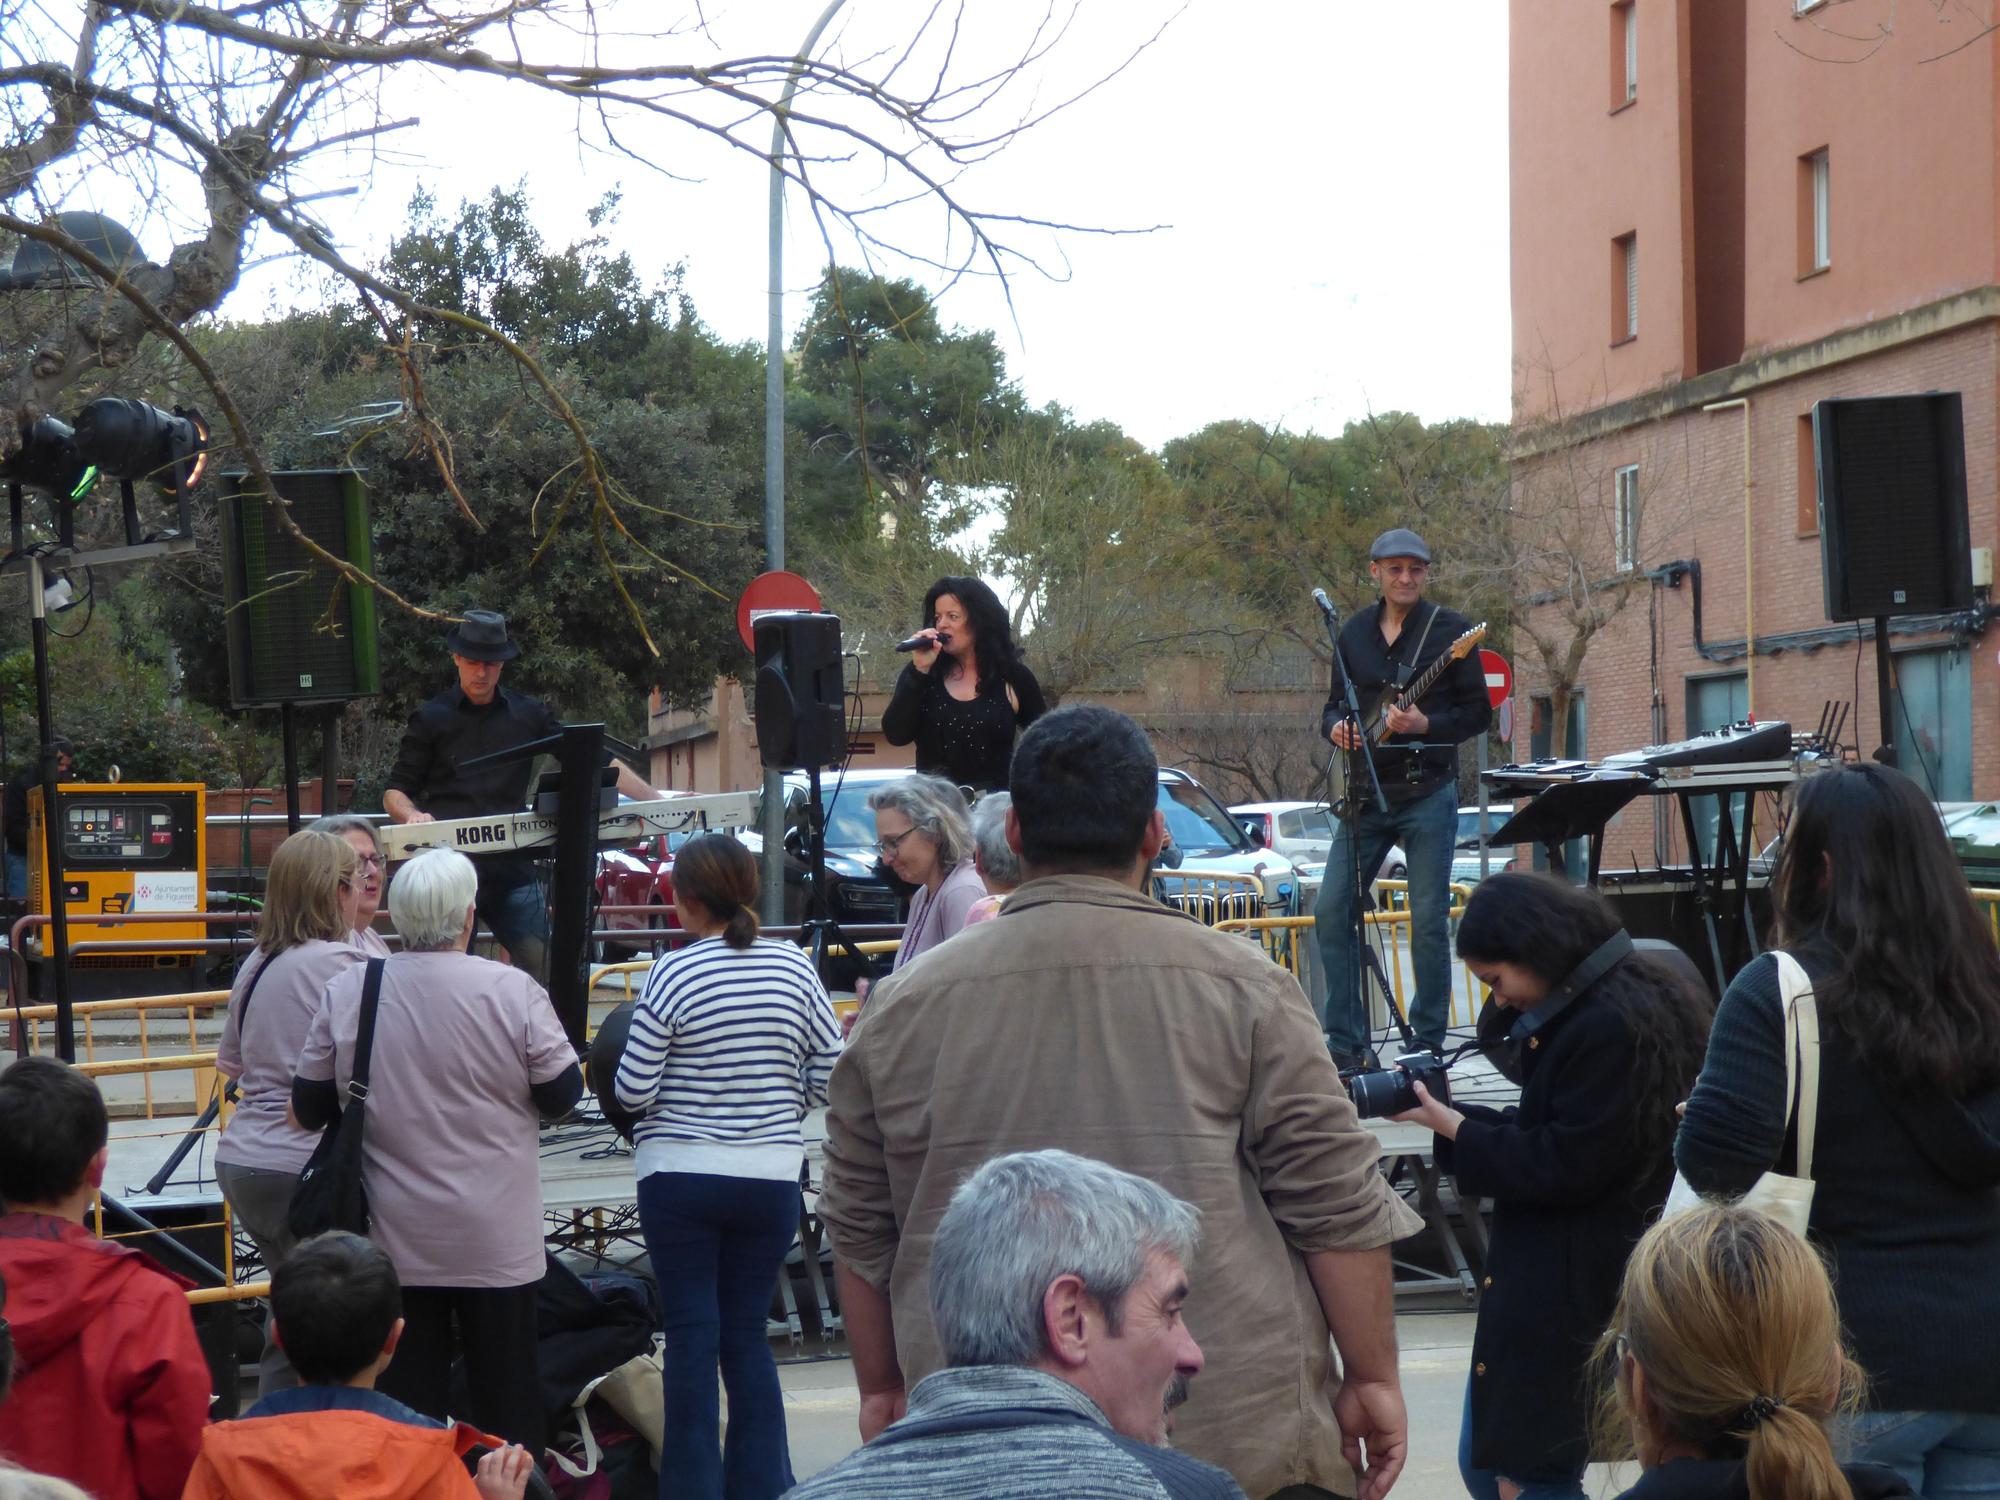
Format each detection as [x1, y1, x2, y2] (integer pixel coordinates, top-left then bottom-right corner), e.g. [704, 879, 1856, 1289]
[1316, 596, 1417, 1057]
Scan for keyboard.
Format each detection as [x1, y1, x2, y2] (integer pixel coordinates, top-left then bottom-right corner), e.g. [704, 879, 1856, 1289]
[381, 790, 758, 861]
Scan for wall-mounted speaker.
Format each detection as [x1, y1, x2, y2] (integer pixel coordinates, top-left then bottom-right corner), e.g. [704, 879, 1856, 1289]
[753, 611, 845, 770]
[219, 469, 381, 707]
[1814, 393, 1972, 621]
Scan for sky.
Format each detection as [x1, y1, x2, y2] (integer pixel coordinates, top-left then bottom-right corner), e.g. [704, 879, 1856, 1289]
[212, 0, 1515, 452]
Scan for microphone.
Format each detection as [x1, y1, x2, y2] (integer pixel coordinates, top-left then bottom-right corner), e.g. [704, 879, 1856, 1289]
[894, 630, 950, 653]
[1312, 588, 1336, 618]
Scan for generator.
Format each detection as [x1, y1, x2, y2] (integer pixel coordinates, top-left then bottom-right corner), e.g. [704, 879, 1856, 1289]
[26, 783, 207, 972]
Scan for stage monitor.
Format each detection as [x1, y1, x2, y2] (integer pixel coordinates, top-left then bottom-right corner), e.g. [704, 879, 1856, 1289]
[1813, 393, 1972, 621]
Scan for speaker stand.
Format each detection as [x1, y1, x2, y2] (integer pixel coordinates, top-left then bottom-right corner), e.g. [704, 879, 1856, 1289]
[280, 701, 303, 833]
[1872, 615, 1898, 769]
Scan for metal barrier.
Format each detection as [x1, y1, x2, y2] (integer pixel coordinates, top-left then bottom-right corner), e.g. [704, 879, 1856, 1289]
[1217, 882, 1485, 1029]
[1975, 889, 2000, 943]
[1149, 869, 1268, 926]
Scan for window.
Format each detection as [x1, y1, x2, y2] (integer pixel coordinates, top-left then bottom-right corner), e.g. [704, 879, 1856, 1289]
[1799, 148, 1830, 274]
[1611, 2, 1637, 107]
[1796, 413, 1818, 537]
[1613, 233, 1638, 342]
[1893, 647, 1973, 802]
[1614, 463, 1640, 570]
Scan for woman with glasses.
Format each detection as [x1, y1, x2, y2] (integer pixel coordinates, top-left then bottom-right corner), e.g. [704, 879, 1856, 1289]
[214, 828, 368, 1393]
[867, 775, 982, 972]
[309, 812, 392, 956]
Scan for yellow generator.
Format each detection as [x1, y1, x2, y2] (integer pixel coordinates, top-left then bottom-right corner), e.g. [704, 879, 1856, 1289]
[27, 783, 207, 972]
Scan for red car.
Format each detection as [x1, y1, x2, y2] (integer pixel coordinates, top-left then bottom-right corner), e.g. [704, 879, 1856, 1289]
[593, 829, 691, 959]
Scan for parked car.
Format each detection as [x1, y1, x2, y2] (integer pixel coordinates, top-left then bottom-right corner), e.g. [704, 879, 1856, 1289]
[1159, 770, 1300, 921]
[1448, 804, 1512, 888]
[741, 767, 911, 930]
[593, 827, 693, 960]
[1230, 800, 1406, 882]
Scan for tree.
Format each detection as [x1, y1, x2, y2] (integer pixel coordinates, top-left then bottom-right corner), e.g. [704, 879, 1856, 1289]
[1, 1, 1171, 646]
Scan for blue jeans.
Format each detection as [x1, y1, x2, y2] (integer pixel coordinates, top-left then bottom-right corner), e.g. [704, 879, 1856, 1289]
[474, 857, 548, 982]
[1314, 780, 1458, 1055]
[3, 847, 25, 900]
[637, 1171, 800, 1500]
[1842, 1409, 2000, 1499]
[1458, 1380, 1586, 1500]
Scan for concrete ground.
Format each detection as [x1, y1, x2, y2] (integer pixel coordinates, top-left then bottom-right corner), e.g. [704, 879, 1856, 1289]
[775, 1311, 1636, 1500]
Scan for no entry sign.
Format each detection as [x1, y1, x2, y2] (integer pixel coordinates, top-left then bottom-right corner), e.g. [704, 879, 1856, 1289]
[736, 571, 823, 652]
[1478, 648, 1512, 710]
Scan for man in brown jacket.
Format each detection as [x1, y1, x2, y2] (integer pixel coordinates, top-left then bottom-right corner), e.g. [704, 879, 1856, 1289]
[819, 706, 1423, 1500]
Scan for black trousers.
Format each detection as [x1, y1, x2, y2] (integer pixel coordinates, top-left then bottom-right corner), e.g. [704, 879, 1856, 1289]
[379, 1281, 546, 1454]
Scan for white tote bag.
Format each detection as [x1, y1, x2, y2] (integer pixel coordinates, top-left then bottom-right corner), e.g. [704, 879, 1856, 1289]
[1665, 950, 1821, 1238]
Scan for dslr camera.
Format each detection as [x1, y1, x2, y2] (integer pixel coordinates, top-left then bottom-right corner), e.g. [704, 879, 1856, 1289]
[1343, 1051, 1452, 1120]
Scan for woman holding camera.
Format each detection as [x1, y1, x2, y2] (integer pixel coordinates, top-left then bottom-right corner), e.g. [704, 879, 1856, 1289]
[1390, 872, 1711, 1500]
[1675, 763, 2000, 1495]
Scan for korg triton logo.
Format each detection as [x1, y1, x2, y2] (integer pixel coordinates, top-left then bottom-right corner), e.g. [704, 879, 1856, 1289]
[452, 820, 513, 848]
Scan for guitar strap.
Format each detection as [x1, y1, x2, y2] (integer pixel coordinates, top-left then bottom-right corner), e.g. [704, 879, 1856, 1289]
[1392, 602, 1439, 694]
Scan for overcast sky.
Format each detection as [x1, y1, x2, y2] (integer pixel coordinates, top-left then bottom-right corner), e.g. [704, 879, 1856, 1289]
[219, 0, 1512, 451]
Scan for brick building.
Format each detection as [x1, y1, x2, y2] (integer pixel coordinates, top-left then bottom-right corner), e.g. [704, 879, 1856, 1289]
[1510, 0, 2000, 869]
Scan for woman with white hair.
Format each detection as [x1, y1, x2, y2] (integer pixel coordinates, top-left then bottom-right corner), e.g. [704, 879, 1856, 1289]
[868, 774, 983, 971]
[963, 790, 1021, 926]
[292, 847, 581, 1453]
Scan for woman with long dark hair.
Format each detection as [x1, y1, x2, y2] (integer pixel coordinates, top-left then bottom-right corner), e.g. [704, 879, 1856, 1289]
[1676, 762, 2000, 1495]
[881, 575, 1045, 791]
[614, 834, 843, 1500]
[1390, 871, 1713, 1500]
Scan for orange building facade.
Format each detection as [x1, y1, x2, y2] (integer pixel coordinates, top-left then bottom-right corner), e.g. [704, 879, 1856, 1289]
[1510, 0, 2000, 868]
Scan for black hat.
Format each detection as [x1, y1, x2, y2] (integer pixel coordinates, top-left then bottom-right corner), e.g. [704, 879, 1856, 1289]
[445, 609, 519, 662]
[1369, 527, 1432, 564]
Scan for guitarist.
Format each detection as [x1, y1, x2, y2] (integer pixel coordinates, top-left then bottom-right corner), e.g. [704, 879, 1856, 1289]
[1313, 528, 1492, 1069]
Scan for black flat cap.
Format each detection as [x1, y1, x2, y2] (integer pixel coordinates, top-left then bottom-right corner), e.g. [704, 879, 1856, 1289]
[1369, 527, 1432, 564]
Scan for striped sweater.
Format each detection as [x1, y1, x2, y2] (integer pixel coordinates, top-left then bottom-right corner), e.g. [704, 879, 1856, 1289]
[613, 936, 843, 1181]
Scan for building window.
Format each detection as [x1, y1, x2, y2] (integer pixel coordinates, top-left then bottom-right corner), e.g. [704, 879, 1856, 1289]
[1611, 1, 1637, 108]
[1796, 413, 1818, 537]
[1614, 464, 1640, 570]
[1799, 148, 1830, 275]
[1613, 232, 1638, 342]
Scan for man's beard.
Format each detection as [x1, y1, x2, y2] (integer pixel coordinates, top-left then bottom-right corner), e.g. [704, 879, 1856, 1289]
[1161, 1371, 1193, 1436]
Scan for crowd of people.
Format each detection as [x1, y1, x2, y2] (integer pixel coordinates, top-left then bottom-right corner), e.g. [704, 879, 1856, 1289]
[5, 579, 2000, 1500]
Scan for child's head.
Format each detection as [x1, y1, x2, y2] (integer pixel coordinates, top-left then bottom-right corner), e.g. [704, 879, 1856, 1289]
[271, 1232, 403, 1385]
[0, 1057, 108, 1211]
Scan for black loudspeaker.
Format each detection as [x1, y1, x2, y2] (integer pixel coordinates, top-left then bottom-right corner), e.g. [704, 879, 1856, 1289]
[1814, 394, 1972, 621]
[754, 610, 845, 769]
[219, 469, 382, 707]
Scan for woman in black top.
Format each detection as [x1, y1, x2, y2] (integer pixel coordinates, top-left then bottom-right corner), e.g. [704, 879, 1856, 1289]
[1599, 1202, 1909, 1500]
[1391, 873, 1711, 1500]
[1676, 763, 2000, 1496]
[880, 576, 1045, 792]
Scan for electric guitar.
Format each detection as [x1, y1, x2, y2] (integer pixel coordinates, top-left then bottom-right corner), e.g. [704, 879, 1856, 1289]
[1327, 622, 1488, 819]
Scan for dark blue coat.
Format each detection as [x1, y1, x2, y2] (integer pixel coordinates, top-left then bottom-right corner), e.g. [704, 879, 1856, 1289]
[1438, 984, 1675, 1480]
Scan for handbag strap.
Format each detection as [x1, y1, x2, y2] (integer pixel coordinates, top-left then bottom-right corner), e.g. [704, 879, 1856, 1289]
[231, 947, 279, 1032]
[1772, 950, 1822, 1180]
[348, 957, 386, 1103]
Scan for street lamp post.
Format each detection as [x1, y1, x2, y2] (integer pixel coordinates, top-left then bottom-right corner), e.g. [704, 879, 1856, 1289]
[761, 0, 848, 925]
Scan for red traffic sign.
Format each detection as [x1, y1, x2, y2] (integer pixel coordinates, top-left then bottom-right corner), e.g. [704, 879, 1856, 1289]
[737, 571, 823, 652]
[1478, 648, 1513, 710]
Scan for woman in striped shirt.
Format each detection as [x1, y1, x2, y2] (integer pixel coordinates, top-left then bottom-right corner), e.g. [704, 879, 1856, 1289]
[613, 834, 843, 1500]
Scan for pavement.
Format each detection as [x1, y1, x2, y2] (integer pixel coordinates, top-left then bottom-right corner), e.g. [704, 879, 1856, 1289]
[776, 1311, 1637, 1499]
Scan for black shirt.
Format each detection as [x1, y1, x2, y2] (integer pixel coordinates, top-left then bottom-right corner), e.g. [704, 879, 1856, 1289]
[2, 768, 35, 854]
[384, 683, 564, 822]
[1319, 599, 1490, 802]
[881, 658, 1047, 792]
[1615, 1459, 1911, 1500]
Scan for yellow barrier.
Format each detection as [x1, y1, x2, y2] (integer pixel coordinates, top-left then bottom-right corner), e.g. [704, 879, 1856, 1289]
[1974, 889, 2000, 943]
[1217, 882, 1484, 1028]
[1149, 869, 1266, 926]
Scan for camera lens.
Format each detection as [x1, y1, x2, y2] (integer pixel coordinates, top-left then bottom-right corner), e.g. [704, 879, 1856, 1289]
[1346, 1067, 1417, 1120]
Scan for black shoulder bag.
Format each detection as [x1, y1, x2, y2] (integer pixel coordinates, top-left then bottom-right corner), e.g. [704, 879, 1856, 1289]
[288, 956, 385, 1239]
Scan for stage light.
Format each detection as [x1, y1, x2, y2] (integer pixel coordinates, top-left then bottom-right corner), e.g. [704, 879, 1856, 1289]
[72, 397, 208, 494]
[1, 416, 98, 501]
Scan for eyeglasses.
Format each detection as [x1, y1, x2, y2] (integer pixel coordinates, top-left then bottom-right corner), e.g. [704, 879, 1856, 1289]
[876, 828, 924, 857]
[355, 854, 384, 870]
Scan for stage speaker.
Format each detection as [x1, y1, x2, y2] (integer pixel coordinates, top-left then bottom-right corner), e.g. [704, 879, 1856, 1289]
[754, 610, 845, 769]
[219, 469, 382, 708]
[1814, 393, 1972, 621]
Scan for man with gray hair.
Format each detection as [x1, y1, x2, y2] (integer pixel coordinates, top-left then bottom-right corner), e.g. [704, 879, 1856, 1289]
[786, 1150, 1243, 1500]
[821, 705, 1422, 1500]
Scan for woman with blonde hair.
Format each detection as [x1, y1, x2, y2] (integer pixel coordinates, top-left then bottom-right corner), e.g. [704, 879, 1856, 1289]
[1600, 1202, 1909, 1500]
[214, 827, 367, 1392]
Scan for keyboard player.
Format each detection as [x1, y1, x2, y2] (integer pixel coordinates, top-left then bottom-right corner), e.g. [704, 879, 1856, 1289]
[383, 609, 660, 983]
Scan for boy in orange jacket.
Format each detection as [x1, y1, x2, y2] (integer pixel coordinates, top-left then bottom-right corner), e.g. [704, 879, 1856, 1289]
[180, 1232, 533, 1500]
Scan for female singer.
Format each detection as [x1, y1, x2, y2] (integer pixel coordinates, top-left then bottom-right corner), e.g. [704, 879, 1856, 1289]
[880, 576, 1045, 792]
